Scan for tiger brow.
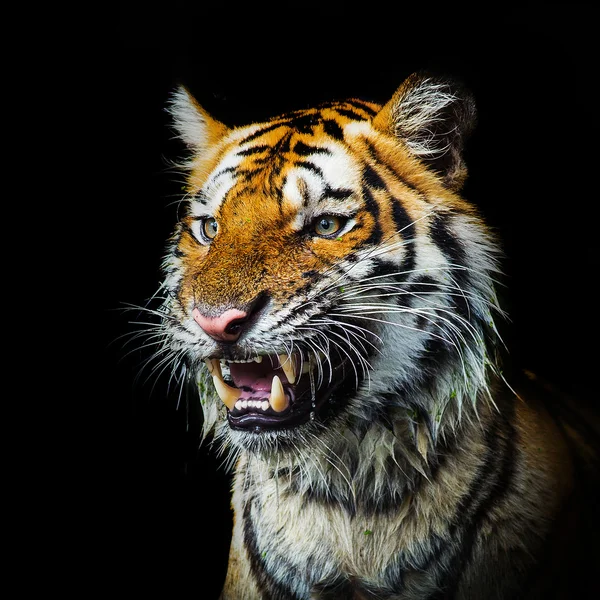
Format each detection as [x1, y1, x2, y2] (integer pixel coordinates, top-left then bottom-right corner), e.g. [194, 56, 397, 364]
[193, 190, 211, 205]
[321, 186, 354, 201]
[297, 180, 353, 207]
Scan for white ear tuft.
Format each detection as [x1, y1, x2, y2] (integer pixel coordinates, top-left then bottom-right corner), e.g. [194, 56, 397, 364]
[390, 78, 463, 158]
[167, 86, 228, 153]
[374, 74, 476, 190]
[167, 86, 208, 149]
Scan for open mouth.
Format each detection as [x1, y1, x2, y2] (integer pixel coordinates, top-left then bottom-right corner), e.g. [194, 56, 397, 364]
[204, 352, 347, 432]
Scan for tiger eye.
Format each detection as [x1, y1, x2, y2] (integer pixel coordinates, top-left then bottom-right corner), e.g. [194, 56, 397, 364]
[314, 215, 344, 237]
[203, 217, 219, 240]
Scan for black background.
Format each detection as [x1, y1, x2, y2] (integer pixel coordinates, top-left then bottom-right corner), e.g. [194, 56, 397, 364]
[99, 6, 598, 598]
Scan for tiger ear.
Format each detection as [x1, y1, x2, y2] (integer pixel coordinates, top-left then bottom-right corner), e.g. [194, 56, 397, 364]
[167, 86, 229, 153]
[372, 73, 477, 190]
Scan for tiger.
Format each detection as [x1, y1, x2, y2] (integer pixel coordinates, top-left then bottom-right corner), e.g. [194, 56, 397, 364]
[154, 72, 599, 599]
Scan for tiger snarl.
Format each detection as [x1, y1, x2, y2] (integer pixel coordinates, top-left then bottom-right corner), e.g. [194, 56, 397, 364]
[151, 73, 599, 599]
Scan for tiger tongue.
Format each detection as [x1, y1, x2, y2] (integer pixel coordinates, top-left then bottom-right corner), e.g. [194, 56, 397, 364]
[227, 362, 289, 413]
[228, 359, 290, 413]
[229, 361, 275, 390]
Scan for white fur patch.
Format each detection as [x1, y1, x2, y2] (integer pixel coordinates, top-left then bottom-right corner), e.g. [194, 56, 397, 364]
[308, 145, 361, 191]
[344, 120, 372, 138]
[285, 146, 363, 231]
[167, 87, 209, 150]
[191, 150, 245, 216]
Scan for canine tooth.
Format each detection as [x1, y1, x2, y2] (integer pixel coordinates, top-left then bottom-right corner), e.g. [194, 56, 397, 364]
[301, 362, 312, 374]
[279, 354, 296, 384]
[204, 358, 222, 378]
[254, 356, 263, 363]
[270, 375, 288, 413]
[261, 400, 269, 411]
[212, 375, 241, 410]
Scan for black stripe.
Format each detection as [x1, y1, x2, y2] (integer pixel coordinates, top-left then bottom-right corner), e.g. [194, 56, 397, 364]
[355, 473, 407, 517]
[274, 131, 293, 154]
[391, 199, 416, 240]
[348, 99, 378, 116]
[377, 197, 417, 292]
[236, 168, 259, 183]
[242, 496, 303, 599]
[429, 213, 465, 266]
[237, 145, 271, 156]
[240, 121, 286, 144]
[429, 213, 469, 319]
[448, 410, 506, 531]
[322, 186, 354, 201]
[295, 175, 312, 207]
[311, 577, 356, 598]
[390, 199, 417, 278]
[417, 334, 453, 381]
[364, 140, 419, 192]
[363, 163, 387, 190]
[288, 112, 320, 134]
[293, 141, 331, 156]
[180, 222, 194, 238]
[446, 406, 517, 599]
[192, 190, 210, 205]
[426, 401, 517, 599]
[323, 118, 345, 141]
[396, 274, 440, 310]
[418, 436, 500, 596]
[362, 186, 382, 246]
[211, 165, 238, 180]
[293, 478, 357, 516]
[295, 160, 324, 179]
[241, 498, 272, 599]
[365, 257, 411, 283]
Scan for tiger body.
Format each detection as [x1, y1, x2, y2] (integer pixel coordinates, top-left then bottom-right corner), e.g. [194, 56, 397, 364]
[158, 74, 599, 598]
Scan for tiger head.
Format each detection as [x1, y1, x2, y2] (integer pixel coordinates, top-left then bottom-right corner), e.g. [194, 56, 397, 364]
[160, 73, 502, 458]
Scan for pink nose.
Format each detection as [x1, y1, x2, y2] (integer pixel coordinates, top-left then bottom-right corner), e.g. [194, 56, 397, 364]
[192, 307, 249, 342]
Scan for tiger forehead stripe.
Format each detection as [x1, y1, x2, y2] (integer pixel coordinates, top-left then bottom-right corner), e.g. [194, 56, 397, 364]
[188, 103, 372, 217]
[293, 141, 332, 156]
[282, 147, 362, 210]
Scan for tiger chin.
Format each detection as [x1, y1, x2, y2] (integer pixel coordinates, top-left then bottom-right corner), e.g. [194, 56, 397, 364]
[155, 73, 599, 599]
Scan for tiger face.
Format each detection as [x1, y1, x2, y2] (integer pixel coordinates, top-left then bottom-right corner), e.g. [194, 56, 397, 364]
[161, 74, 500, 456]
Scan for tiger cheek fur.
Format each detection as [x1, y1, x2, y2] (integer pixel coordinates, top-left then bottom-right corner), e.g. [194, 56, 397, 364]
[156, 75, 599, 599]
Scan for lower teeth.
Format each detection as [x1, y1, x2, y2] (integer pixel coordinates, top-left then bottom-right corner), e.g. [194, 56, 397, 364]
[234, 399, 271, 412]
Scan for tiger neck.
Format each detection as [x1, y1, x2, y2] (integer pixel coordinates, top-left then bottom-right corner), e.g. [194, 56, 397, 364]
[237, 386, 502, 513]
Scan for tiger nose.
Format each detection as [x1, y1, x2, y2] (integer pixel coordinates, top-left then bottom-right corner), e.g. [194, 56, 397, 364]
[192, 307, 249, 342]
